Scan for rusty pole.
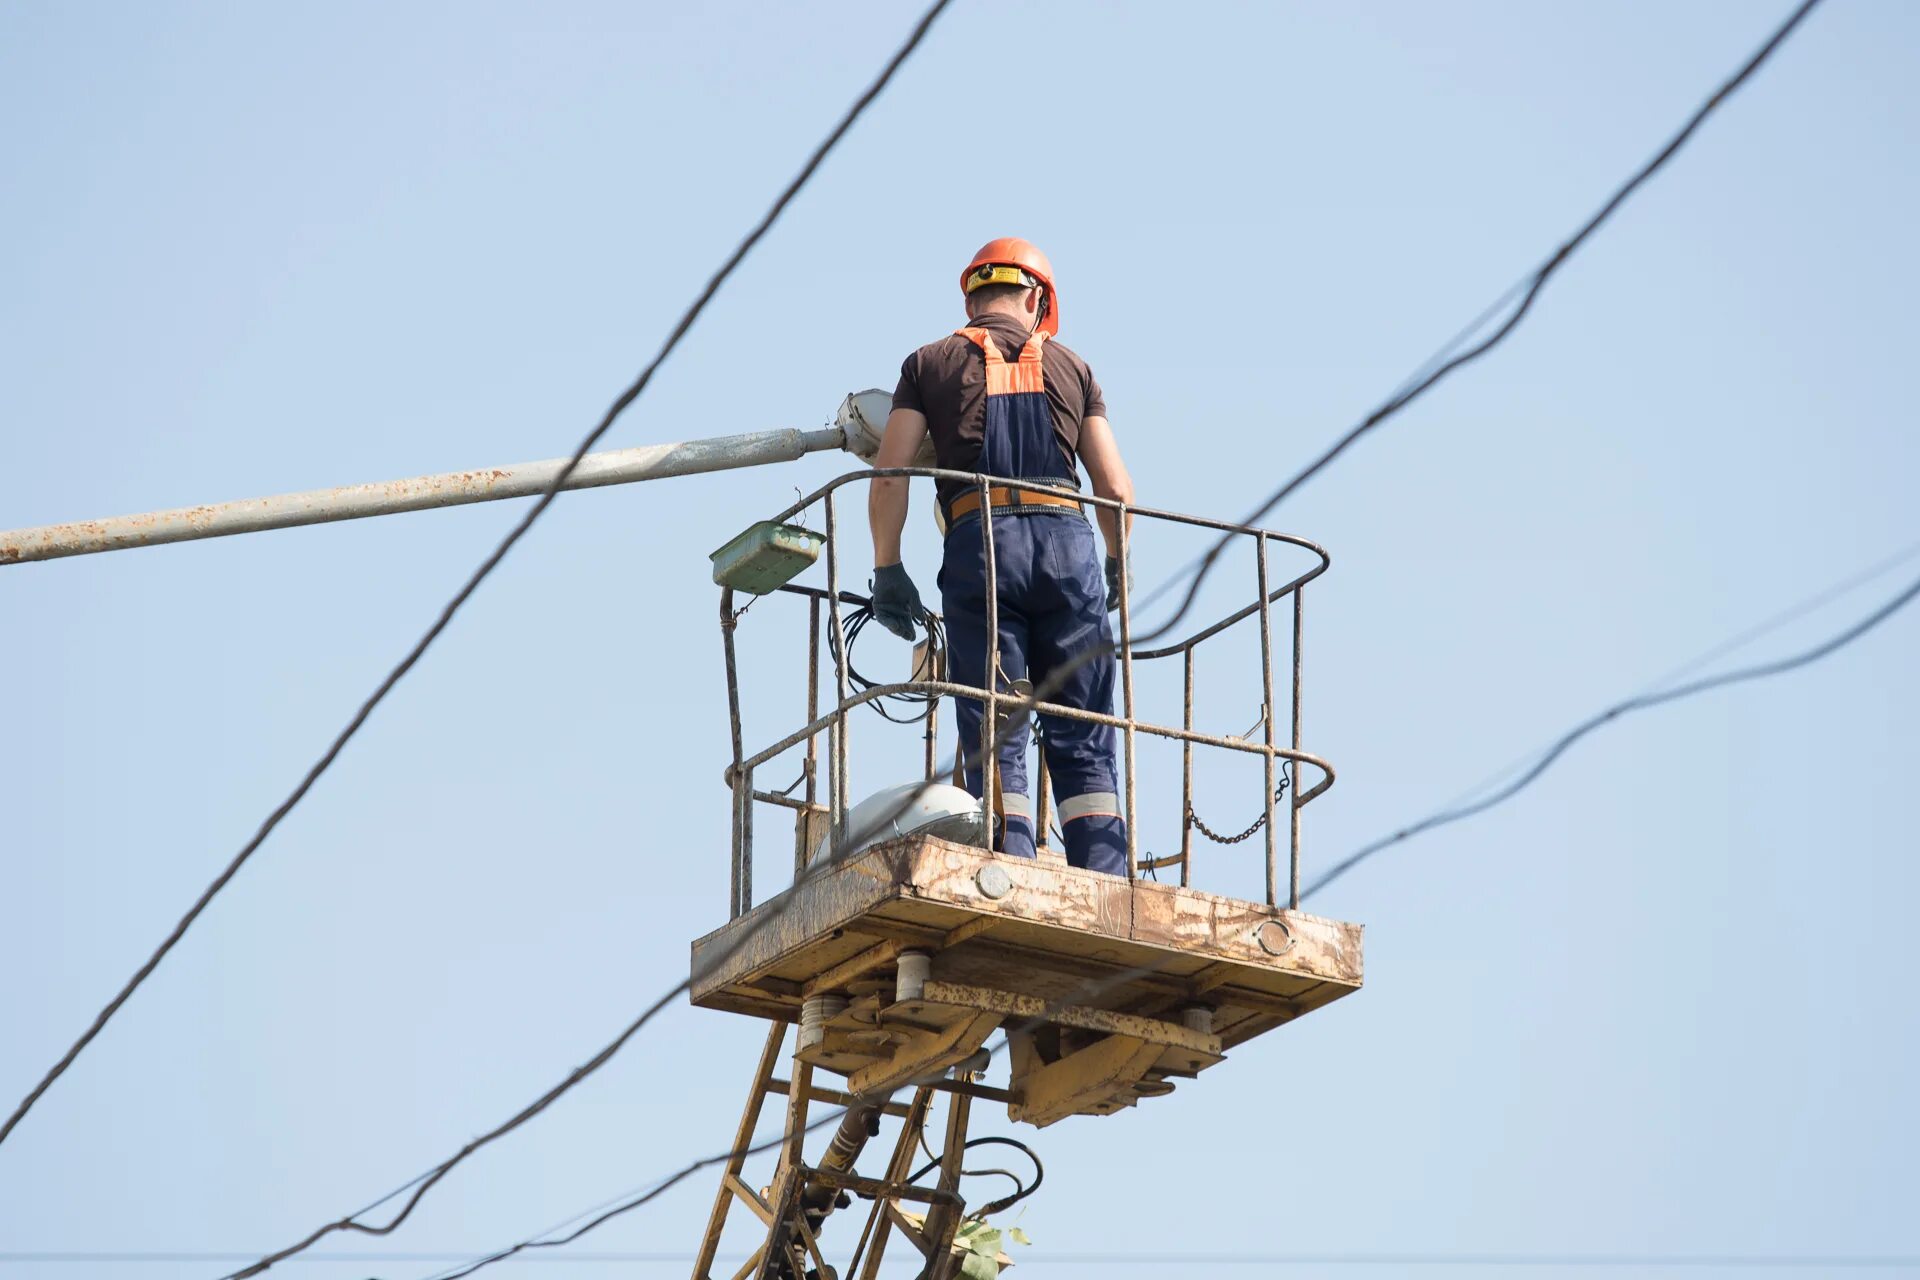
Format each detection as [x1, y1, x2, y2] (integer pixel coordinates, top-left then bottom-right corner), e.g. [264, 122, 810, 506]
[0, 425, 850, 566]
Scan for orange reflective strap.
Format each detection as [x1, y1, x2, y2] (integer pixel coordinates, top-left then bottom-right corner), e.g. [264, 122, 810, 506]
[956, 326, 1047, 397]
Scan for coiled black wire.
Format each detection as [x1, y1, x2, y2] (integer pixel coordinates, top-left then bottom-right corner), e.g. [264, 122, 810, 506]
[841, 601, 947, 724]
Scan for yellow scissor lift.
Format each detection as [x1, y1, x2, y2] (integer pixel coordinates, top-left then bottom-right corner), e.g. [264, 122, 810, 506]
[691, 470, 1363, 1280]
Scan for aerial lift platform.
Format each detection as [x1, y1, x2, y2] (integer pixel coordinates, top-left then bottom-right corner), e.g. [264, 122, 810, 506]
[690, 468, 1362, 1280]
[692, 841, 1361, 1125]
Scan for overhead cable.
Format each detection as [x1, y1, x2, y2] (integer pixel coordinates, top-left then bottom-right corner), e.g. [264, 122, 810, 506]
[1437, 533, 1920, 816]
[234, 736, 982, 1277]
[1129, 0, 1826, 642]
[0, 0, 956, 1152]
[223, 982, 690, 1278]
[231, 702, 998, 1280]
[415, 962, 1141, 1280]
[209, 1, 1833, 1268]
[1307, 561, 1920, 899]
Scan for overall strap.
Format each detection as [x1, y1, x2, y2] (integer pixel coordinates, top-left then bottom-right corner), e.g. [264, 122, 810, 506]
[955, 326, 1047, 396]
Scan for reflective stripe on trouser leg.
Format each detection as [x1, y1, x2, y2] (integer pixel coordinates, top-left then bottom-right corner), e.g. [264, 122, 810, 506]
[999, 792, 1035, 861]
[1058, 792, 1118, 822]
[1057, 791, 1126, 875]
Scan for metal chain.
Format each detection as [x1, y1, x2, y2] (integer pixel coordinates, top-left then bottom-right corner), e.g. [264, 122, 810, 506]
[1188, 767, 1291, 845]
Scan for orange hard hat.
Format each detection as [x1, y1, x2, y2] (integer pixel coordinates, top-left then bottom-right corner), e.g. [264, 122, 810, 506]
[960, 237, 1059, 337]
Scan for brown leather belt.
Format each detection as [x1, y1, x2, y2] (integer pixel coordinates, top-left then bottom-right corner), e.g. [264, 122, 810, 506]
[946, 486, 1083, 523]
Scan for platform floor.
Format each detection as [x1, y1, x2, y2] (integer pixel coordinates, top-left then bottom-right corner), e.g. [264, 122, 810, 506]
[691, 837, 1363, 1124]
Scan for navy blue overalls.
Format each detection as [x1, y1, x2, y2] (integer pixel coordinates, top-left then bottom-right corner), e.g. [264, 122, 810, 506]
[939, 325, 1127, 875]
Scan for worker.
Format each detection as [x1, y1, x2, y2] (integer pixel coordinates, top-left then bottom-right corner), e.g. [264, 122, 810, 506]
[865, 238, 1135, 876]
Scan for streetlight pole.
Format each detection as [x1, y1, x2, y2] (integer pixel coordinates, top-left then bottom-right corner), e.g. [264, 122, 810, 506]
[1, 391, 896, 567]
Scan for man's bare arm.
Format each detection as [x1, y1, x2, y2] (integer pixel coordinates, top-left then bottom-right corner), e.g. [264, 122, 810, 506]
[867, 407, 929, 565]
[1078, 415, 1134, 557]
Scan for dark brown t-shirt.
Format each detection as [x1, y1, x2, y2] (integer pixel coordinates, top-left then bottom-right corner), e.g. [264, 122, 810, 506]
[892, 314, 1108, 509]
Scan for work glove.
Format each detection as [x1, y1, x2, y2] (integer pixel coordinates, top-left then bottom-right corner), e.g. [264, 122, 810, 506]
[870, 562, 924, 640]
[1105, 553, 1133, 613]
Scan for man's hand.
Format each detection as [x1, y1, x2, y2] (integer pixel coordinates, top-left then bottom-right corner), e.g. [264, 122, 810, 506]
[1105, 553, 1133, 613]
[871, 563, 924, 640]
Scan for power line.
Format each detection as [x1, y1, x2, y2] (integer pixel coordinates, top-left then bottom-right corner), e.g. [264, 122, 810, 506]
[1436, 534, 1920, 816]
[415, 958, 1164, 1280]
[1307, 559, 1920, 899]
[224, 983, 688, 1278]
[0, 0, 955, 1152]
[1640, 535, 1920, 692]
[414, 1132, 800, 1280]
[235, 727, 991, 1274]
[190, 0, 1835, 1269]
[1132, 0, 1826, 643]
[419, 1071, 955, 1277]
[231, 704, 1005, 1278]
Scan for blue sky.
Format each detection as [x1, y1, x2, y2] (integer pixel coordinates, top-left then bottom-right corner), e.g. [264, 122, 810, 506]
[3, 2, 1917, 1277]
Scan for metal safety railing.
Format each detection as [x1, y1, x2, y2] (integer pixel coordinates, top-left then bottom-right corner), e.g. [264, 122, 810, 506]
[719, 468, 1336, 918]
